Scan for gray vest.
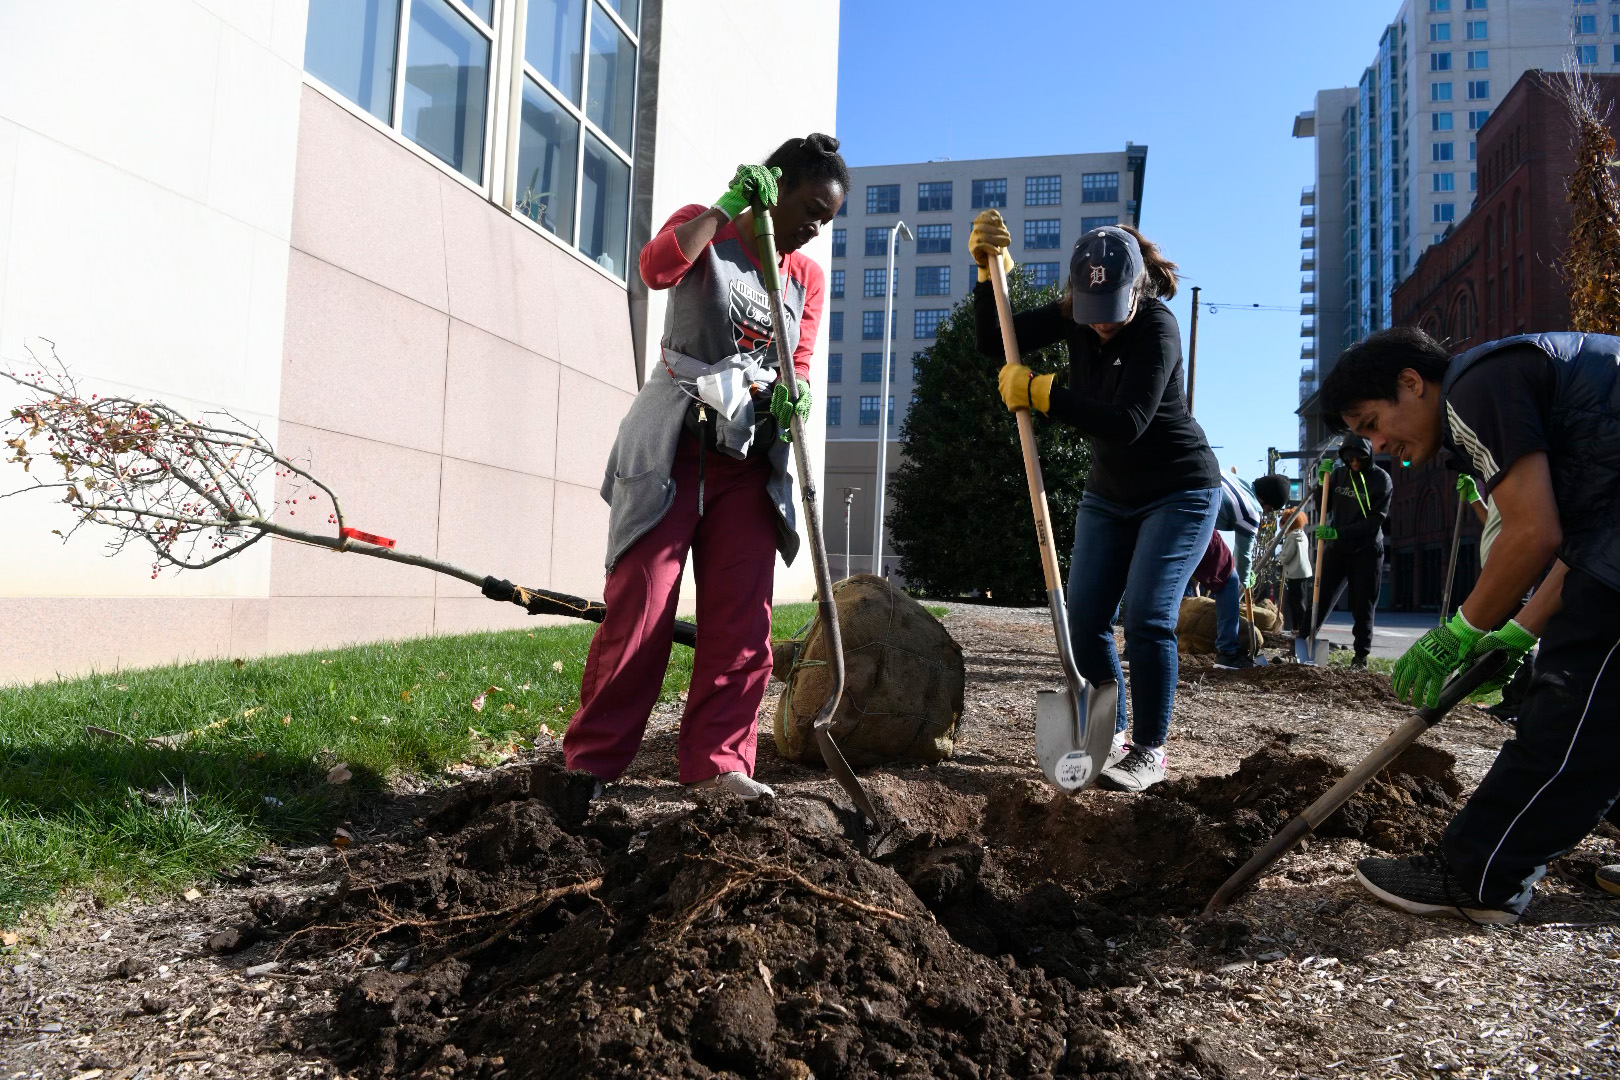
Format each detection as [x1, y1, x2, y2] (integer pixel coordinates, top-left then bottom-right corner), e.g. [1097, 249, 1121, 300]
[1443, 333, 1620, 591]
[600, 227, 810, 571]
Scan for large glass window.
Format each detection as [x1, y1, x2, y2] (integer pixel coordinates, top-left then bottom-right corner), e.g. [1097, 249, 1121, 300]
[826, 396, 841, 426]
[861, 353, 884, 382]
[586, 7, 636, 149]
[1081, 172, 1119, 202]
[863, 268, 895, 298]
[971, 178, 1007, 208]
[1430, 51, 1451, 71]
[1080, 215, 1118, 232]
[580, 133, 629, 275]
[917, 181, 952, 212]
[830, 269, 845, 299]
[827, 353, 842, 383]
[862, 311, 897, 340]
[915, 224, 951, 254]
[402, 0, 491, 181]
[304, 0, 399, 122]
[1467, 79, 1489, 99]
[527, 0, 586, 102]
[915, 266, 950, 296]
[304, 0, 642, 281]
[914, 309, 947, 338]
[1026, 261, 1060, 289]
[829, 312, 843, 340]
[867, 184, 900, 214]
[865, 227, 890, 257]
[1432, 111, 1454, 131]
[1467, 50, 1487, 69]
[1025, 175, 1061, 205]
[515, 80, 579, 238]
[1024, 219, 1060, 249]
[1577, 44, 1598, 65]
[1430, 21, 1451, 41]
[1466, 18, 1487, 39]
[859, 395, 881, 426]
[831, 228, 846, 257]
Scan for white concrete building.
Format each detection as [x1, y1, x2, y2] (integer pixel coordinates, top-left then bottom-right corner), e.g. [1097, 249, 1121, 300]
[1294, 0, 1592, 421]
[0, 0, 839, 684]
[821, 148, 1148, 576]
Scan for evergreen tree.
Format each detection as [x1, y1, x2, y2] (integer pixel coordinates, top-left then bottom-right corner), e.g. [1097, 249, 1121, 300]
[889, 269, 1091, 603]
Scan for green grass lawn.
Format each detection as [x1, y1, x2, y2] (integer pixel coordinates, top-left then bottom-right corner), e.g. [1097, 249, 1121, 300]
[0, 601, 948, 924]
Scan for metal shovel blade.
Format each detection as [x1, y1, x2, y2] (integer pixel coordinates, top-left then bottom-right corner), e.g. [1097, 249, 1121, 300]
[1294, 636, 1319, 665]
[1036, 680, 1120, 792]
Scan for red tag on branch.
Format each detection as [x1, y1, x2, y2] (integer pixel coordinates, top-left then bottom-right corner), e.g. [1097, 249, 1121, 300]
[339, 527, 396, 549]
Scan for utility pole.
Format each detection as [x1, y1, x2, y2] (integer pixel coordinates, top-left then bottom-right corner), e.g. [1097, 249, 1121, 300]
[1187, 285, 1201, 415]
[872, 220, 912, 576]
[841, 486, 860, 581]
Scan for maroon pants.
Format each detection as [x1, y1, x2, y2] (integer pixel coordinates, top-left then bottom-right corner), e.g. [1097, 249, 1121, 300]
[563, 435, 779, 784]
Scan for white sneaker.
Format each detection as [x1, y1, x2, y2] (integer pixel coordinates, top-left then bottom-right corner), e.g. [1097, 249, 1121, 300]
[687, 771, 776, 799]
[1098, 744, 1167, 793]
[1105, 730, 1131, 771]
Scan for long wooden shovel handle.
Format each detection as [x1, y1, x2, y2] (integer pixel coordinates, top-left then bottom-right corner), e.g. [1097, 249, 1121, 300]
[1310, 465, 1332, 646]
[987, 256, 1063, 596]
[1203, 649, 1509, 912]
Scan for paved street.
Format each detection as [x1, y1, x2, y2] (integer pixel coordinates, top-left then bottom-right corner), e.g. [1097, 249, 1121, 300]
[1316, 610, 1437, 660]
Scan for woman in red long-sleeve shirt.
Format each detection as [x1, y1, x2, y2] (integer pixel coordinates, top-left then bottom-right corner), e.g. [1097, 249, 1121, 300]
[563, 135, 849, 799]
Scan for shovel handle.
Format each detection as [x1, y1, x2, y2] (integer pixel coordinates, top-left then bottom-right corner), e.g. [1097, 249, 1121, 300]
[1203, 649, 1509, 912]
[987, 256, 1064, 598]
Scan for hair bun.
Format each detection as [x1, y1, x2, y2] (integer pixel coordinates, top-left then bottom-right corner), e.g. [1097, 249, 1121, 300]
[804, 133, 840, 155]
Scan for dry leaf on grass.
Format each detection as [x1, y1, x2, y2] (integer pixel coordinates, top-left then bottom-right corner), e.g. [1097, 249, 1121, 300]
[326, 763, 352, 785]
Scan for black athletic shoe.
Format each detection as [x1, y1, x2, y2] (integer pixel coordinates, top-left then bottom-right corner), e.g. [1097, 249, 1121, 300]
[1213, 651, 1258, 670]
[1485, 700, 1519, 726]
[1354, 854, 1518, 925]
[1350, 654, 1369, 670]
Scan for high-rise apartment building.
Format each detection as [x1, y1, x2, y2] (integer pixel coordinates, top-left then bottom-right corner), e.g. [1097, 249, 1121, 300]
[822, 148, 1147, 576]
[1294, 0, 1590, 449]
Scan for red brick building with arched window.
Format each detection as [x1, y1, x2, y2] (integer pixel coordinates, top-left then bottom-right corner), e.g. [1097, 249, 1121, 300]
[1387, 70, 1620, 612]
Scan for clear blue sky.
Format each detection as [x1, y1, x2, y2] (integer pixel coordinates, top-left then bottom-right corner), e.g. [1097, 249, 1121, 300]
[836, 0, 1397, 482]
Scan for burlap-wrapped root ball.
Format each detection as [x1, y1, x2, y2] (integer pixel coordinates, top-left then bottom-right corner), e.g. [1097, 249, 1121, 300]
[774, 574, 965, 768]
[1176, 595, 1264, 655]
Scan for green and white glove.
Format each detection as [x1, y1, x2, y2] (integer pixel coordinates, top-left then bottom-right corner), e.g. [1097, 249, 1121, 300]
[715, 164, 782, 220]
[770, 381, 811, 442]
[1318, 458, 1335, 483]
[1392, 611, 1485, 709]
[1457, 474, 1482, 504]
[1311, 525, 1338, 541]
[1468, 619, 1538, 699]
[1243, 569, 1257, 591]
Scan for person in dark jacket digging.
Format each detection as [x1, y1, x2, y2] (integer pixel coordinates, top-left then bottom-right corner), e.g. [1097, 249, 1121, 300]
[1303, 434, 1392, 668]
[1318, 325, 1620, 924]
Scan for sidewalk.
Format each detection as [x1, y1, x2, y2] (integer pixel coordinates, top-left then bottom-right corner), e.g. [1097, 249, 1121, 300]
[1315, 610, 1436, 660]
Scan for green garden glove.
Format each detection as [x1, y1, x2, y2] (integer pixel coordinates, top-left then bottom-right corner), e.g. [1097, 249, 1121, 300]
[1311, 525, 1338, 541]
[1392, 612, 1485, 709]
[715, 164, 782, 220]
[770, 381, 811, 442]
[1456, 474, 1482, 504]
[1243, 569, 1257, 591]
[1468, 619, 1538, 698]
[1317, 458, 1335, 483]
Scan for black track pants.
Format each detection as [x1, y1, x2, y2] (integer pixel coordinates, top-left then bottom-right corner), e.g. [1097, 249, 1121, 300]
[1442, 569, 1620, 914]
[1284, 577, 1312, 635]
[1311, 544, 1383, 657]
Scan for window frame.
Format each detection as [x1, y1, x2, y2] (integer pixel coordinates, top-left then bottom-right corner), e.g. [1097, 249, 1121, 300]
[1024, 175, 1061, 206]
[301, 0, 643, 285]
[917, 181, 953, 213]
[1080, 172, 1120, 204]
[914, 223, 952, 255]
[971, 178, 1008, 209]
[866, 183, 901, 215]
[1024, 218, 1061, 249]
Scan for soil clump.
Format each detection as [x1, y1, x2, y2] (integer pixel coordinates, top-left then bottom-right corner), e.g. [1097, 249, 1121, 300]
[252, 739, 1466, 1078]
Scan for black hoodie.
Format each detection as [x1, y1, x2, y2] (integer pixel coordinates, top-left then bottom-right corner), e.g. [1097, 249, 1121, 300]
[1307, 436, 1392, 553]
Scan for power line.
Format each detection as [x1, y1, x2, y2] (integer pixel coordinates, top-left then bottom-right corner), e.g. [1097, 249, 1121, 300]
[1202, 302, 1298, 314]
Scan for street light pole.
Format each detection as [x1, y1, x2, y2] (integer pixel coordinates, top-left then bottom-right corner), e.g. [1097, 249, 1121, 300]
[842, 486, 861, 581]
[1187, 285, 1201, 416]
[872, 220, 912, 577]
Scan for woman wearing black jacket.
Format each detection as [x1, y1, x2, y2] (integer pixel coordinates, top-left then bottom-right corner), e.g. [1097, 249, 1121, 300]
[972, 212, 1220, 792]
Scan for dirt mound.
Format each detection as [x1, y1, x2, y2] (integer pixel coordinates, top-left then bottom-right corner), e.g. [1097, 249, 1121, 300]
[259, 762, 1147, 1079]
[1179, 655, 1400, 705]
[983, 740, 1463, 915]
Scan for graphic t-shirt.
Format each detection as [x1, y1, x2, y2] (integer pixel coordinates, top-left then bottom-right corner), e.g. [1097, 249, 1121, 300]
[639, 203, 821, 381]
[1444, 343, 1557, 497]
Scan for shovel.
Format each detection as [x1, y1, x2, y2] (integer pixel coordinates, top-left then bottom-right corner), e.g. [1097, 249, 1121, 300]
[1300, 460, 1335, 665]
[1203, 649, 1508, 912]
[751, 200, 885, 832]
[986, 254, 1118, 792]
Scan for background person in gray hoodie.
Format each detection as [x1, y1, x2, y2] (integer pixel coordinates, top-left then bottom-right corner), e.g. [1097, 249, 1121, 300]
[562, 136, 849, 800]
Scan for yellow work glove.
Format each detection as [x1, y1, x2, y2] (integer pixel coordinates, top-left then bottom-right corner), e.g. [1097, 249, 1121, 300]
[969, 209, 1016, 282]
[998, 363, 1054, 413]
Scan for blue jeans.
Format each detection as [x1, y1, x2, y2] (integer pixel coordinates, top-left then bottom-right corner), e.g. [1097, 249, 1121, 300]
[1213, 570, 1241, 655]
[1067, 486, 1220, 748]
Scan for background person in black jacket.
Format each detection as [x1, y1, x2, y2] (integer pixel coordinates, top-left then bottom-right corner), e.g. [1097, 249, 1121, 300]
[1303, 434, 1392, 668]
[971, 215, 1220, 793]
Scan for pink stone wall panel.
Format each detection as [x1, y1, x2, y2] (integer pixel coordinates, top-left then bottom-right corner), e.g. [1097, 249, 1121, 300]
[441, 319, 560, 476]
[280, 250, 449, 453]
[551, 259, 638, 392]
[290, 88, 448, 311]
[0, 598, 238, 685]
[268, 421, 442, 597]
[266, 595, 435, 654]
[552, 368, 633, 489]
[431, 595, 539, 636]
[433, 457, 555, 599]
[548, 480, 611, 600]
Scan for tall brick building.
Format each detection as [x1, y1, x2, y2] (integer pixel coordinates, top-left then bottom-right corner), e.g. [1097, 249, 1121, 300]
[1386, 70, 1620, 612]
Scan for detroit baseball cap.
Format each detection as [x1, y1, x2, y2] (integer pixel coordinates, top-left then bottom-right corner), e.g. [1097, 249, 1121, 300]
[1069, 226, 1144, 325]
